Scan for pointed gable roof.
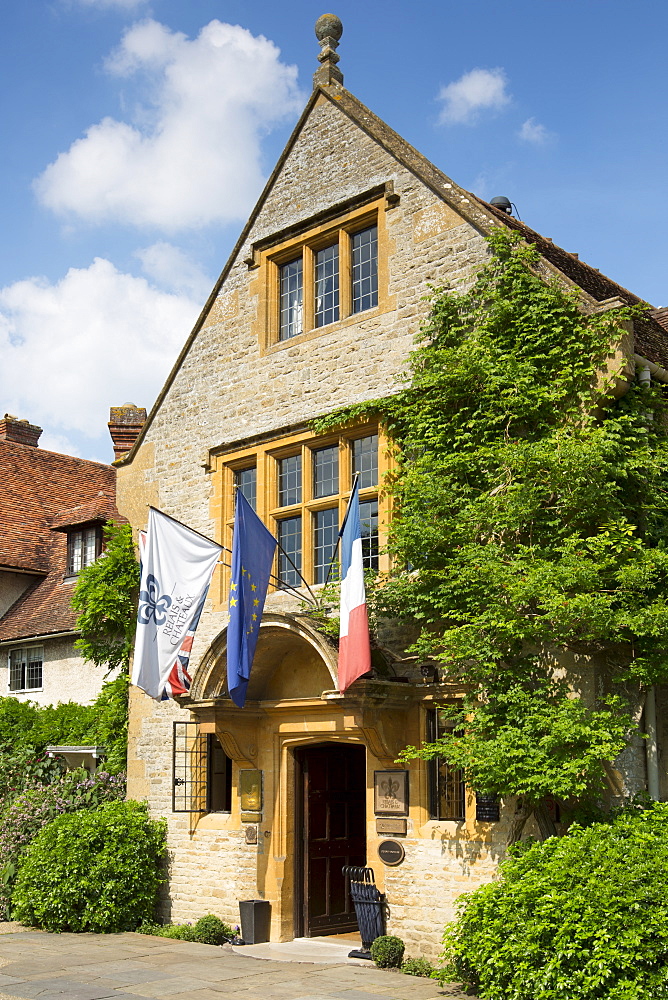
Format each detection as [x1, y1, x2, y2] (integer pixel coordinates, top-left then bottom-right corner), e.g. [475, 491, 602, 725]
[118, 80, 668, 463]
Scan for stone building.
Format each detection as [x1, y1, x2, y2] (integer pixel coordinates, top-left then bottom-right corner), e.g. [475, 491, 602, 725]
[0, 412, 135, 706]
[116, 17, 668, 956]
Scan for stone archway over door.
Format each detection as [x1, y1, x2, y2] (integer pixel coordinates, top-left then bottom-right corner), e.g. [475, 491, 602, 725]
[295, 743, 366, 937]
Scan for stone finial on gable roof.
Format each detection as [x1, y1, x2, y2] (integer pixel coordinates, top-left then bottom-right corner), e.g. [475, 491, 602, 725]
[314, 13, 343, 88]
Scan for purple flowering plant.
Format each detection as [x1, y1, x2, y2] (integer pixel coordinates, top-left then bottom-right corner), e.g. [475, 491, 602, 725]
[0, 767, 126, 919]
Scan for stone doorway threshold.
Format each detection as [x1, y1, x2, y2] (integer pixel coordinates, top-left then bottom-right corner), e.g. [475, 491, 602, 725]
[231, 932, 371, 964]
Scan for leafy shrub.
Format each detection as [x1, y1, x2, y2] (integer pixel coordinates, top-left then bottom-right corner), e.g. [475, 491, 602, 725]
[0, 768, 125, 919]
[153, 923, 198, 941]
[12, 799, 164, 932]
[371, 935, 405, 968]
[401, 956, 434, 977]
[442, 803, 668, 999]
[0, 674, 129, 783]
[194, 914, 234, 945]
[138, 914, 234, 945]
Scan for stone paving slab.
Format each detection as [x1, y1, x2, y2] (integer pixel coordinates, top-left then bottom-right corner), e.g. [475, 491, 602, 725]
[0, 929, 471, 1000]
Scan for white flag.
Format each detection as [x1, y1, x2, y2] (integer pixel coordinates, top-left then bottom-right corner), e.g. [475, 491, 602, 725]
[132, 508, 222, 701]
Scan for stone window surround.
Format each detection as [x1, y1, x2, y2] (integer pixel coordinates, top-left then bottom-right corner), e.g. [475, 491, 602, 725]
[210, 423, 389, 604]
[248, 183, 398, 355]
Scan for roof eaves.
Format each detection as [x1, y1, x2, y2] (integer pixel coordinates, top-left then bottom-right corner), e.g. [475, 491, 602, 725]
[117, 87, 327, 466]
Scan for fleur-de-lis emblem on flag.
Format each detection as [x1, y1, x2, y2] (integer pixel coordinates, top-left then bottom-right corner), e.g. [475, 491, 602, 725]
[138, 573, 172, 625]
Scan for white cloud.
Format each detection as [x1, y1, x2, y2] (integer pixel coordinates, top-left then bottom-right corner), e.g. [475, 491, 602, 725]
[34, 19, 302, 231]
[437, 68, 510, 125]
[518, 117, 554, 145]
[0, 259, 200, 441]
[135, 242, 212, 300]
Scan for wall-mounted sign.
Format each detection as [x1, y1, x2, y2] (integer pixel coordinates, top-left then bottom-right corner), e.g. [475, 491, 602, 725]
[378, 839, 405, 866]
[376, 818, 407, 836]
[374, 770, 408, 816]
[240, 769, 262, 812]
[475, 793, 500, 822]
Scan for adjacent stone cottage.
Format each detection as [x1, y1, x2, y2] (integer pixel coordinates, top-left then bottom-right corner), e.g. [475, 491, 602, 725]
[0, 413, 132, 706]
[116, 16, 668, 956]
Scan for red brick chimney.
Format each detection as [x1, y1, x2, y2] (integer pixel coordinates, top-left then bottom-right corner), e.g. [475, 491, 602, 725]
[108, 404, 147, 460]
[0, 414, 42, 447]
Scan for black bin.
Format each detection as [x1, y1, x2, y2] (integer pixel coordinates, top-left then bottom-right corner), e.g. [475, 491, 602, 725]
[239, 899, 271, 944]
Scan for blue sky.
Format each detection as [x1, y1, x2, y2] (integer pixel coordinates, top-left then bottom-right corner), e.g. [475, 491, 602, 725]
[1, 0, 667, 461]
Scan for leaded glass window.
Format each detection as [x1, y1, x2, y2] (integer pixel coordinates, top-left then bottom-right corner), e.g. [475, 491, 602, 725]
[67, 526, 100, 576]
[9, 646, 43, 692]
[279, 258, 303, 341]
[313, 445, 339, 498]
[352, 434, 378, 489]
[278, 516, 302, 588]
[234, 466, 257, 511]
[279, 454, 302, 507]
[351, 226, 378, 313]
[359, 499, 379, 571]
[315, 243, 340, 327]
[314, 508, 339, 584]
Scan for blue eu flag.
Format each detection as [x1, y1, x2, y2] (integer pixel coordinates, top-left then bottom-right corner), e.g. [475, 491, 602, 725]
[226, 490, 277, 708]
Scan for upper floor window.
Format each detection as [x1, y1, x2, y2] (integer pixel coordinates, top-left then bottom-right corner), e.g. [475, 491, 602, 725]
[234, 466, 257, 511]
[9, 646, 43, 692]
[219, 427, 384, 592]
[67, 526, 102, 576]
[277, 224, 378, 342]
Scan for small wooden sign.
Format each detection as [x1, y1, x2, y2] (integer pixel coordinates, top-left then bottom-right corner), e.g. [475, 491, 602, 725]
[376, 818, 407, 836]
[378, 839, 405, 866]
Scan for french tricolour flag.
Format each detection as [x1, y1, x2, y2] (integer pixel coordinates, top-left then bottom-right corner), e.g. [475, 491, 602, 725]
[338, 479, 372, 691]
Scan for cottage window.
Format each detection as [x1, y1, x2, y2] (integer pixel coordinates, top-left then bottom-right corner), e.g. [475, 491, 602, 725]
[9, 646, 43, 692]
[427, 708, 466, 821]
[219, 426, 384, 591]
[67, 525, 102, 576]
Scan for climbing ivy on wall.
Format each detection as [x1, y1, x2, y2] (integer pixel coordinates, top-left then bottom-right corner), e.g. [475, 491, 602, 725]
[314, 229, 668, 838]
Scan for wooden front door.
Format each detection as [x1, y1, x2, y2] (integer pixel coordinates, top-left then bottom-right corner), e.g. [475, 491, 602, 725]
[296, 743, 366, 936]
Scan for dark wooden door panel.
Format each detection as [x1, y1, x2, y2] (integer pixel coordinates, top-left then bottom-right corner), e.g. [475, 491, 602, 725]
[299, 743, 366, 936]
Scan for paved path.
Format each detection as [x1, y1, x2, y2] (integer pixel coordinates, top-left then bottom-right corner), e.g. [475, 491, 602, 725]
[0, 929, 472, 1000]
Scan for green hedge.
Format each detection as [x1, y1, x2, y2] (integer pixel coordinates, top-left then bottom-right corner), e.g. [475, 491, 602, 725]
[13, 800, 165, 933]
[441, 803, 668, 999]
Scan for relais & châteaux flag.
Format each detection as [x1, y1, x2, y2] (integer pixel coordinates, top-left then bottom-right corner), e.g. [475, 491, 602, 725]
[226, 490, 278, 708]
[132, 508, 222, 701]
[338, 478, 372, 691]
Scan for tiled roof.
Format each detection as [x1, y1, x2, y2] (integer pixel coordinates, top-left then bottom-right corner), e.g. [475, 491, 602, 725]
[0, 534, 78, 642]
[651, 308, 668, 334]
[0, 440, 121, 641]
[50, 496, 125, 531]
[477, 201, 668, 370]
[0, 441, 118, 573]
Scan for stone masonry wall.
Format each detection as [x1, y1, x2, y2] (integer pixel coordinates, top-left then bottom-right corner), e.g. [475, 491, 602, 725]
[118, 93, 498, 951]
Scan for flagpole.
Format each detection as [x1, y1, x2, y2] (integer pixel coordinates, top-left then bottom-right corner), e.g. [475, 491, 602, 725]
[229, 487, 319, 606]
[220, 558, 317, 606]
[147, 505, 223, 551]
[322, 473, 361, 594]
[274, 540, 319, 606]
